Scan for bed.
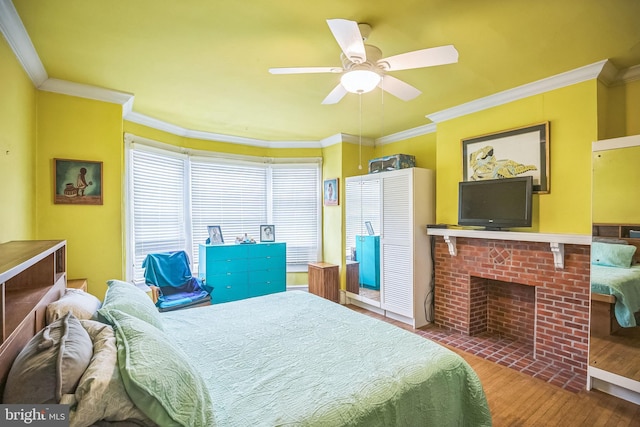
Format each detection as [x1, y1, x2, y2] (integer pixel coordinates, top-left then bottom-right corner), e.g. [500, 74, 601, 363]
[2, 280, 492, 427]
[590, 238, 640, 335]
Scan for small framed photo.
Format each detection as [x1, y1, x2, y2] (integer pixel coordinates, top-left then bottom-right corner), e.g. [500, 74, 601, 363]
[323, 178, 339, 206]
[260, 225, 275, 242]
[365, 221, 374, 236]
[207, 225, 224, 244]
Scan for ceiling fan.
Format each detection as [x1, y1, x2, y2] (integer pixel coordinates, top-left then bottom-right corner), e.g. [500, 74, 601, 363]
[269, 19, 459, 104]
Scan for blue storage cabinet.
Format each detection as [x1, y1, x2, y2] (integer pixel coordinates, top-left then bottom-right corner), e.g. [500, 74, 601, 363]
[355, 235, 380, 289]
[199, 242, 286, 304]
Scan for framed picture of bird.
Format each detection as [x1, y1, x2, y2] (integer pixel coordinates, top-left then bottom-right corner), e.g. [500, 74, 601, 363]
[461, 122, 549, 193]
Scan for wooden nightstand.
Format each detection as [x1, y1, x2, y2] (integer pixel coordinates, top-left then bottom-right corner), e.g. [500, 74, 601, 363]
[67, 278, 88, 292]
[308, 262, 339, 303]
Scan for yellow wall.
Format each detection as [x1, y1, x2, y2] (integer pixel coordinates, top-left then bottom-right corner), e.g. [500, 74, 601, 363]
[605, 78, 640, 138]
[0, 35, 36, 242]
[592, 145, 640, 223]
[35, 92, 124, 297]
[436, 81, 597, 234]
[374, 133, 437, 171]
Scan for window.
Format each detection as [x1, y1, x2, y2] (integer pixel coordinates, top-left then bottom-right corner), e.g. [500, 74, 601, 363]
[125, 136, 321, 283]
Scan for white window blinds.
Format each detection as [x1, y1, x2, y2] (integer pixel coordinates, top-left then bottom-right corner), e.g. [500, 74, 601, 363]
[190, 160, 268, 266]
[128, 147, 188, 281]
[272, 165, 321, 266]
[125, 136, 321, 282]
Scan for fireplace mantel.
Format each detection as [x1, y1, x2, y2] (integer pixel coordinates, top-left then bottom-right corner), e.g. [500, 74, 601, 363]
[427, 228, 591, 269]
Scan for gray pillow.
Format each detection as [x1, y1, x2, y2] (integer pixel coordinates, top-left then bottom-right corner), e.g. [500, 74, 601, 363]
[3, 312, 93, 404]
[100, 279, 163, 331]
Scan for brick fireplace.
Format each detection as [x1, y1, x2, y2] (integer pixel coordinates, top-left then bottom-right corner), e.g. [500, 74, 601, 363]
[430, 230, 591, 387]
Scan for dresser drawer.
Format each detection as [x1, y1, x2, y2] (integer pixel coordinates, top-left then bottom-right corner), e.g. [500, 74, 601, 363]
[207, 271, 247, 287]
[248, 255, 285, 271]
[247, 243, 286, 259]
[202, 244, 249, 261]
[211, 282, 249, 304]
[248, 280, 285, 298]
[207, 258, 247, 275]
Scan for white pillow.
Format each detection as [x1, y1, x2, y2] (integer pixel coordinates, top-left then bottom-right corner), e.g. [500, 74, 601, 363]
[62, 320, 155, 427]
[46, 288, 102, 324]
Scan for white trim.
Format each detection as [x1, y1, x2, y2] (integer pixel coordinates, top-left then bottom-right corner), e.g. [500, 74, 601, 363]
[124, 133, 322, 166]
[376, 123, 437, 145]
[426, 227, 592, 245]
[618, 64, 640, 84]
[39, 78, 134, 111]
[592, 134, 640, 152]
[426, 60, 610, 123]
[588, 366, 640, 405]
[0, 0, 47, 86]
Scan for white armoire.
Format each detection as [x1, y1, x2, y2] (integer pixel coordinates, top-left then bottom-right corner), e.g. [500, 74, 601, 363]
[345, 167, 435, 328]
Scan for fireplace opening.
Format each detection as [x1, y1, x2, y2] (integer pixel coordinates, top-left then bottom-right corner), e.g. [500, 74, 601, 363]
[469, 277, 535, 345]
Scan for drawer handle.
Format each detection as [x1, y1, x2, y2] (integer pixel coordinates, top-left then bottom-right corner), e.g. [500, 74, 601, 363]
[226, 285, 232, 289]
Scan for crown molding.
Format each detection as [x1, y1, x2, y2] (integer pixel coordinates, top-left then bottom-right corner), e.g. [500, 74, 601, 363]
[618, 64, 640, 84]
[125, 111, 327, 148]
[39, 78, 134, 113]
[376, 123, 437, 145]
[426, 60, 610, 123]
[0, 0, 47, 86]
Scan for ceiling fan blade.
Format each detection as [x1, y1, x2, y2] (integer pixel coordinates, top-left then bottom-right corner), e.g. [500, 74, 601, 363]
[379, 45, 459, 71]
[379, 75, 422, 101]
[321, 84, 348, 104]
[269, 67, 342, 75]
[326, 19, 366, 63]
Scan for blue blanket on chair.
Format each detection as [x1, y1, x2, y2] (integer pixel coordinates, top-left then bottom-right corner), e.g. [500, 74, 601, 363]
[143, 251, 211, 309]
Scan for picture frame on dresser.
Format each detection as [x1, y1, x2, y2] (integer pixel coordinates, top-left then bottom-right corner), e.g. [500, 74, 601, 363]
[207, 225, 224, 244]
[461, 122, 549, 193]
[260, 225, 275, 242]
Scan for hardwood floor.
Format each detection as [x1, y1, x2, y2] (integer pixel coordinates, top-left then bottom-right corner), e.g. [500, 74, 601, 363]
[348, 305, 640, 426]
[590, 327, 640, 382]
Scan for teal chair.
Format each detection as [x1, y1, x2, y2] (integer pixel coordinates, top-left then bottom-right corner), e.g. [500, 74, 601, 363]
[142, 251, 213, 312]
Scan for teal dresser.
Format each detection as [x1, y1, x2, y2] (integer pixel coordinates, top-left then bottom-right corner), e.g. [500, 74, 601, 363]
[199, 242, 286, 304]
[355, 235, 380, 290]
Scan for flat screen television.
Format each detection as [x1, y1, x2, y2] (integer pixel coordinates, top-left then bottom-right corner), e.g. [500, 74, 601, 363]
[458, 176, 533, 230]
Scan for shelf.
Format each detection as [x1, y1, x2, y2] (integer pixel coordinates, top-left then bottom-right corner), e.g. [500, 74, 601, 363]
[0, 240, 67, 390]
[426, 228, 591, 269]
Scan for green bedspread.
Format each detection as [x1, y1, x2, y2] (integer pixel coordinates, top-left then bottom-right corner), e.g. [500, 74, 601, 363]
[161, 291, 491, 427]
[591, 264, 640, 328]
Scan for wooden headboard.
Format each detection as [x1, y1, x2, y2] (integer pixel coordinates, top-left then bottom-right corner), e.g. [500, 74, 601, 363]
[592, 223, 640, 264]
[0, 240, 67, 397]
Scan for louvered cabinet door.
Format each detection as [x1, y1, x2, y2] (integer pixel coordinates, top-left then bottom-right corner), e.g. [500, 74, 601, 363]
[380, 171, 414, 318]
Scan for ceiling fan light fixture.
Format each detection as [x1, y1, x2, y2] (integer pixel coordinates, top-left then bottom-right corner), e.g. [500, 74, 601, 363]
[340, 69, 381, 94]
